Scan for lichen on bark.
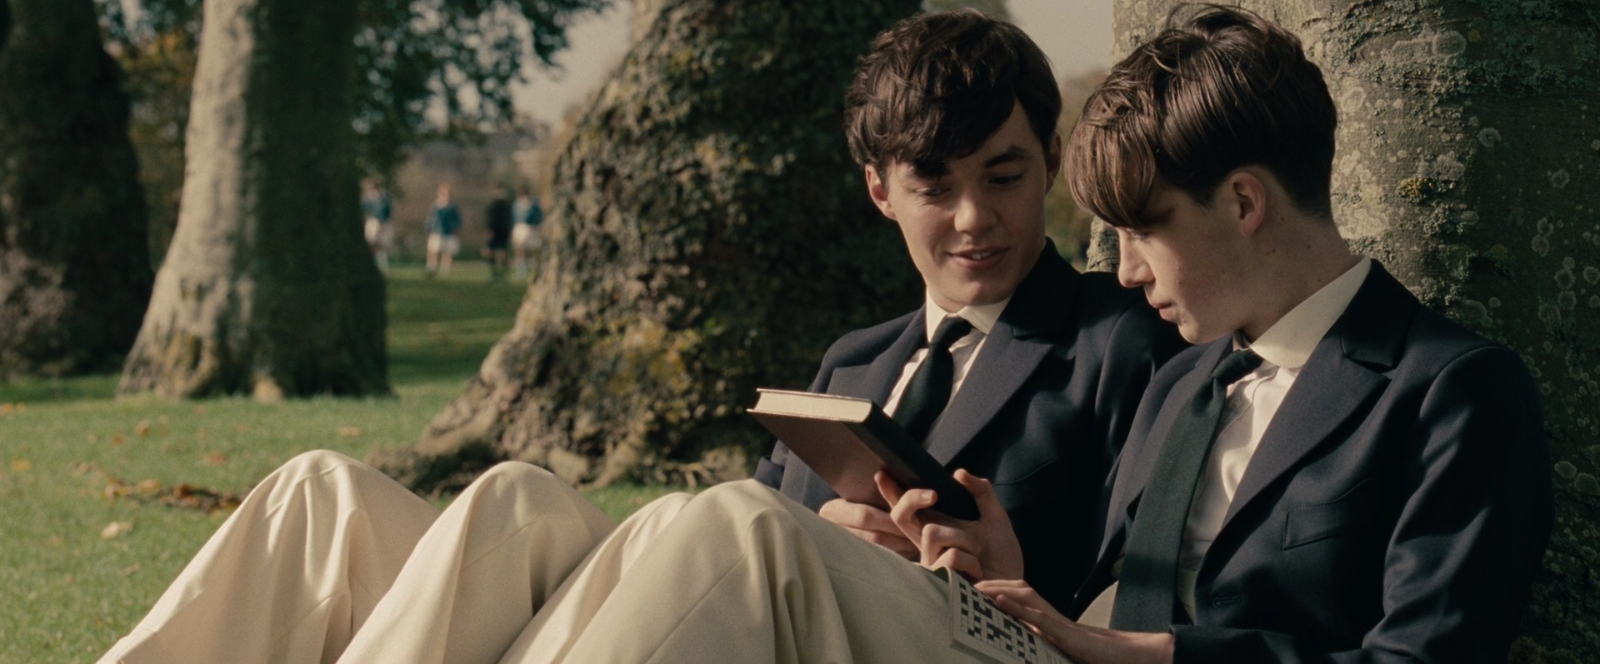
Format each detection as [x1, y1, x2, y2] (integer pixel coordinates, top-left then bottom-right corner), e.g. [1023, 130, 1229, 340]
[373, 0, 925, 492]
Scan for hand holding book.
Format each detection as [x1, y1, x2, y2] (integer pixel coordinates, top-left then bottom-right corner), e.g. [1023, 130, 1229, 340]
[818, 497, 921, 560]
[878, 468, 1025, 586]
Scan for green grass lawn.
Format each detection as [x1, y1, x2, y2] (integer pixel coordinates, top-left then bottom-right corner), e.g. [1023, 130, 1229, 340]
[0, 261, 687, 663]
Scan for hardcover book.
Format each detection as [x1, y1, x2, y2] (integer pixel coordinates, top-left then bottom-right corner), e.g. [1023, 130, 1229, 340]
[749, 388, 979, 521]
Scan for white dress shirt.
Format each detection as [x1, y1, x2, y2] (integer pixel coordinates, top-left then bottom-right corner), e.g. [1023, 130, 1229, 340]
[881, 293, 1009, 418]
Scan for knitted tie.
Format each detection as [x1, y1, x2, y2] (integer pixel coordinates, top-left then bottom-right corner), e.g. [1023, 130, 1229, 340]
[1110, 349, 1263, 631]
[894, 316, 975, 445]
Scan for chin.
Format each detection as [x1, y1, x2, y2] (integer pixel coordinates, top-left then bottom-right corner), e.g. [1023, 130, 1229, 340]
[1179, 323, 1230, 345]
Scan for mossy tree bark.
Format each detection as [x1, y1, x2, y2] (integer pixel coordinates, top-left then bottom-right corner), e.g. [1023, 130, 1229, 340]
[375, 0, 924, 491]
[1102, 1, 1600, 660]
[118, 0, 387, 400]
[0, 0, 152, 378]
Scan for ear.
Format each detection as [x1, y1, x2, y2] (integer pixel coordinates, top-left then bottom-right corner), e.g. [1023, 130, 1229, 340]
[865, 164, 897, 220]
[1043, 133, 1063, 194]
[1224, 169, 1269, 237]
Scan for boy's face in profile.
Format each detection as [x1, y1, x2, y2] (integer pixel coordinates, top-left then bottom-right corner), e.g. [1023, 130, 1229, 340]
[866, 102, 1059, 311]
[1113, 181, 1251, 344]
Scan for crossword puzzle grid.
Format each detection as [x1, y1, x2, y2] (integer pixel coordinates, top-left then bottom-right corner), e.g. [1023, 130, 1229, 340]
[946, 571, 1073, 664]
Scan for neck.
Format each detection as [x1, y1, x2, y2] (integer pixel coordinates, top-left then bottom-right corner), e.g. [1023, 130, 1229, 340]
[1239, 217, 1359, 341]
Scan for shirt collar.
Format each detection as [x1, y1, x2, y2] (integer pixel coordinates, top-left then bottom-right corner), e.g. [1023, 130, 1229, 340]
[923, 292, 1008, 340]
[1236, 258, 1371, 369]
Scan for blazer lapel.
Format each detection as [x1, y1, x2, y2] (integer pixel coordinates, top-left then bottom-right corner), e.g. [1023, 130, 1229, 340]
[924, 248, 1080, 465]
[1217, 343, 1387, 528]
[1217, 264, 1411, 530]
[828, 314, 927, 406]
[924, 325, 1054, 464]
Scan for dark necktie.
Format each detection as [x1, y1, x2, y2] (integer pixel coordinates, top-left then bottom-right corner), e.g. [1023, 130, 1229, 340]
[893, 316, 975, 445]
[1110, 348, 1263, 632]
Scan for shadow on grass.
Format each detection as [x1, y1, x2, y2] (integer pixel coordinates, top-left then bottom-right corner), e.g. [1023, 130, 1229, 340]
[0, 374, 120, 404]
[0, 261, 527, 405]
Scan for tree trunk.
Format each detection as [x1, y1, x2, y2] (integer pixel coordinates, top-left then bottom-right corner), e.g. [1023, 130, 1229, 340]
[118, 0, 386, 400]
[373, 0, 924, 492]
[1104, 1, 1599, 660]
[0, 0, 152, 378]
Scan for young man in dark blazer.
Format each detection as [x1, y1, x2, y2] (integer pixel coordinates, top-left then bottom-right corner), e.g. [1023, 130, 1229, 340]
[958, 6, 1554, 663]
[753, 10, 1183, 609]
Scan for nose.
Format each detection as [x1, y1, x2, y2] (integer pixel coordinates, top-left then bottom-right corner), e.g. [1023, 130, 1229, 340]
[1115, 229, 1152, 289]
[952, 190, 997, 236]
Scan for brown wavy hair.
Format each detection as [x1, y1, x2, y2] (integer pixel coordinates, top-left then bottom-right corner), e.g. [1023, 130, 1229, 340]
[843, 9, 1060, 174]
[1066, 4, 1337, 228]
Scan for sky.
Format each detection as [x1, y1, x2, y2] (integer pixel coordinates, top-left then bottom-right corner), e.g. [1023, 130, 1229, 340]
[512, 0, 1113, 125]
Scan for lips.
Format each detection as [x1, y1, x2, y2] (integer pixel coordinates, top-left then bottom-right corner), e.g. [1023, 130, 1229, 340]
[949, 247, 1007, 268]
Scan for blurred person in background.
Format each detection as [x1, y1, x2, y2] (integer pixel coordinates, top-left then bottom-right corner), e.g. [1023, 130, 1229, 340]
[425, 183, 462, 277]
[361, 178, 394, 274]
[512, 186, 544, 279]
[486, 184, 515, 281]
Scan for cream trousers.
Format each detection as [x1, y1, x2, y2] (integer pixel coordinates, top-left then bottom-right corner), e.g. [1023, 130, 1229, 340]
[99, 451, 982, 663]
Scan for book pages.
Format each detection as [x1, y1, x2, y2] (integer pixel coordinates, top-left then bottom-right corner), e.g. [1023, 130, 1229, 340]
[940, 568, 1076, 664]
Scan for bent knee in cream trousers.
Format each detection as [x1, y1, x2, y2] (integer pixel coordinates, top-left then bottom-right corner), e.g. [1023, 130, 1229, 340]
[100, 452, 978, 664]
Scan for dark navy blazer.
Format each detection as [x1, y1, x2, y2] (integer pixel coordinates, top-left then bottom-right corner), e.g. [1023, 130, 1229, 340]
[754, 246, 1185, 607]
[1072, 263, 1553, 662]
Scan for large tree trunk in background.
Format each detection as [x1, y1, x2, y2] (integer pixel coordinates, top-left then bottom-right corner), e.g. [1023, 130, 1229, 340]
[374, 0, 924, 492]
[1103, 1, 1599, 660]
[0, 0, 152, 378]
[118, 0, 387, 400]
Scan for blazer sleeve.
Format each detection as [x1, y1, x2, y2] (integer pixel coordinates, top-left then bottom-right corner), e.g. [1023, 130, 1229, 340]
[1170, 346, 1553, 663]
[1096, 301, 1187, 461]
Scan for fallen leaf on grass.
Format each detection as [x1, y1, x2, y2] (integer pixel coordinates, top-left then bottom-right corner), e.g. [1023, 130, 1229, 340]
[162, 483, 243, 513]
[101, 521, 134, 539]
[0, 403, 13, 415]
[337, 426, 362, 438]
[136, 420, 151, 436]
[121, 563, 141, 576]
[96, 473, 243, 515]
[110, 434, 125, 446]
[201, 452, 228, 467]
[10, 458, 31, 473]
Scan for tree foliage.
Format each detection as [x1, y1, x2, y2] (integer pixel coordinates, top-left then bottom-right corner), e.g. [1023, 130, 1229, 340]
[97, 0, 609, 182]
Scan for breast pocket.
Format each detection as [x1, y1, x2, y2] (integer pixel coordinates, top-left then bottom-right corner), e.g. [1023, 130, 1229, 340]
[1282, 479, 1378, 550]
